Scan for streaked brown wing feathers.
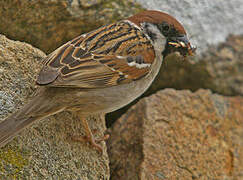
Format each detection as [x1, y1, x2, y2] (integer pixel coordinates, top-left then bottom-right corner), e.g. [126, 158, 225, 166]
[36, 21, 155, 88]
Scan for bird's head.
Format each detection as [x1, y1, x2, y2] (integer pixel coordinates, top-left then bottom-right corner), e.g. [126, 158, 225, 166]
[127, 10, 196, 58]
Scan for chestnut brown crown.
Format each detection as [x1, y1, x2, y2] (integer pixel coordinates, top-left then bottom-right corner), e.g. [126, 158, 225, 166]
[127, 10, 186, 35]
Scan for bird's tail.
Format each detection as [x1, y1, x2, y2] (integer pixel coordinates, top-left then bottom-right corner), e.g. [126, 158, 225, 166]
[0, 89, 65, 148]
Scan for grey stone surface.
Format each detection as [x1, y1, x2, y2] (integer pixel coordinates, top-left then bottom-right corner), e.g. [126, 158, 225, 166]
[135, 0, 243, 54]
[0, 35, 109, 179]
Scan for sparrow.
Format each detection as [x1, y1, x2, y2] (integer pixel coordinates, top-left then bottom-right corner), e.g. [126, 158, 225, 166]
[0, 10, 195, 152]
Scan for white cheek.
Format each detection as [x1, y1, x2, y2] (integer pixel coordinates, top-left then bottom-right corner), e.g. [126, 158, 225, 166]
[153, 36, 166, 53]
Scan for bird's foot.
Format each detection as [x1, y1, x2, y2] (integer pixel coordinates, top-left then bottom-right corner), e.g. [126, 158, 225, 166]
[72, 134, 109, 154]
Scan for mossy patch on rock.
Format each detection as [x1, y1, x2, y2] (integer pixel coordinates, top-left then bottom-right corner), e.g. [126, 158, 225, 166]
[0, 144, 29, 179]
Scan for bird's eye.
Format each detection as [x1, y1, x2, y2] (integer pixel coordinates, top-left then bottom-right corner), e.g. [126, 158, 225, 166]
[161, 23, 170, 33]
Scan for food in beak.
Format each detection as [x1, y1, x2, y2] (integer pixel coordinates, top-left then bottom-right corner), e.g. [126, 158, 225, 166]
[168, 39, 196, 57]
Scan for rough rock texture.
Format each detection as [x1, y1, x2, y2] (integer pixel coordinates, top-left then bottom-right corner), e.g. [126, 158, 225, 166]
[135, 0, 243, 53]
[0, 0, 143, 54]
[108, 89, 243, 179]
[0, 35, 109, 179]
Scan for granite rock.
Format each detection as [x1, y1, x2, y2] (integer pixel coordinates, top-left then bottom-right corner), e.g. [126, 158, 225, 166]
[0, 35, 109, 179]
[108, 89, 243, 179]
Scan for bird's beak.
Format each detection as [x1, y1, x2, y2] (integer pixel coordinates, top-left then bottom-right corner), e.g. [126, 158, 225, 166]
[168, 35, 196, 56]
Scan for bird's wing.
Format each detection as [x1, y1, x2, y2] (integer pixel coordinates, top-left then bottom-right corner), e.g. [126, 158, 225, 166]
[36, 21, 155, 88]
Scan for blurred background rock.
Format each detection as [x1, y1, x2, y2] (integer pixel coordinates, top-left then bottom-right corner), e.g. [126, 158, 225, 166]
[0, 0, 143, 53]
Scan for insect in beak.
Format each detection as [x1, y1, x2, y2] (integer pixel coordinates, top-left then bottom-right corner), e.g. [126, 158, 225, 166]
[168, 35, 196, 57]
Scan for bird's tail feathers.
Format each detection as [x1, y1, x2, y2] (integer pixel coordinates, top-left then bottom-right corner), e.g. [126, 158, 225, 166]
[0, 90, 64, 148]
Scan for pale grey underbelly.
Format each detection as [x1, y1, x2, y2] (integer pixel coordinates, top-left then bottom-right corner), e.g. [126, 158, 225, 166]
[81, 77, 153, 114]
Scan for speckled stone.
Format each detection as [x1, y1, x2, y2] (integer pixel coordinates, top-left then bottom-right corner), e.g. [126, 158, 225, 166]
[108, 89, 243, 179]
[0, 35, 109, 179]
